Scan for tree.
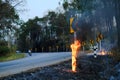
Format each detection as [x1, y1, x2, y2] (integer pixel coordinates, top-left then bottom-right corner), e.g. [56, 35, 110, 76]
[114, 0, 120, 49]
[17, 10, 70, 52]
[17, 17, 43, 52]
[62, 0, 119, 49]
[0, 0, 24, 56]
[62, 0, 94, 12]
[62, 0, 95, 43]
[94, 0, 120, 49]
[0, 0, 23, 39]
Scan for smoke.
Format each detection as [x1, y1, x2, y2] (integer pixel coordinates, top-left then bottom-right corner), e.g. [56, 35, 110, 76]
[66, 0, 117, 51]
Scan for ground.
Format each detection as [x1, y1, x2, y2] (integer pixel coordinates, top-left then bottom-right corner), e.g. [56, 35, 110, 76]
[0, 55, 120, 80]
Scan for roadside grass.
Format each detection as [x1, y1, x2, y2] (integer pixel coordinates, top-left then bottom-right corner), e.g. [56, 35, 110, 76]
[0, 53, 25, 62]
[84, 50, 93, 53]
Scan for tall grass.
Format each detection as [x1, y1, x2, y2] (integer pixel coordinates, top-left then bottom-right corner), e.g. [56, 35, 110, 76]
[0, 53, 25, 62]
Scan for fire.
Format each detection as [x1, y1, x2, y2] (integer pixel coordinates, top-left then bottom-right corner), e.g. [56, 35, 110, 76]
[70, 40, 81, 72]
[100, 49, 106, 55]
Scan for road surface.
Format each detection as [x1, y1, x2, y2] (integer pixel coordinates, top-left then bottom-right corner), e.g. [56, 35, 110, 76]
[0, 52, 71, 77]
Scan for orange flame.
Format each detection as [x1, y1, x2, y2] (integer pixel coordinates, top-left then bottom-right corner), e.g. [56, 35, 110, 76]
[71, 40, 81, 72]
[100, 50, 106, 55]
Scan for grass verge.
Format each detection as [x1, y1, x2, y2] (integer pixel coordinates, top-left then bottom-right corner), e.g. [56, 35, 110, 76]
[0, 53, 25, 62]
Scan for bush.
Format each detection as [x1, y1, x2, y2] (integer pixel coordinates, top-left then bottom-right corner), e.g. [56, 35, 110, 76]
[0, 40, 7, 46]
[0, 46, 10, 56]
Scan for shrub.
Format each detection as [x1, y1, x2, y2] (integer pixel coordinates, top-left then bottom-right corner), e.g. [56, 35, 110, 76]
[0, 46, 10, 56]
[0, 40, 7, 46]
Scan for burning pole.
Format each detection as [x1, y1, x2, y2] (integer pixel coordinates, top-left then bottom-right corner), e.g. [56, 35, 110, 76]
[70, 17, 81, 72]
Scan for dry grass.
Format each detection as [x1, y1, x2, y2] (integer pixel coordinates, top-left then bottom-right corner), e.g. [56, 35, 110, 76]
[110, 47, 120, 62]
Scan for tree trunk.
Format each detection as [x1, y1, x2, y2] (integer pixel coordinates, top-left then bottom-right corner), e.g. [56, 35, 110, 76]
[115, 0, 120, 50]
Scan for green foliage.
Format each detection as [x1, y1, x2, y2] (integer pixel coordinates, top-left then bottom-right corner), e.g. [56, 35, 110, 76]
[0, 0, 23, 42]
[62, 0, 94, 12]
[17, 12, 69, 52]
[0, 40, 16, 56]
[17, 17, 43, 52]
[63, 1, 68, 10]
[0, 53, 25, 62]
[10, 45, 17, 53]
[0, 40, 7, 46]
[0, 0, 19, 29]
[0, 46, 10, 56]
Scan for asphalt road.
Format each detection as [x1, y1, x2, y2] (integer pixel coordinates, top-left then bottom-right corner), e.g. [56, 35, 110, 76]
[0, 52, 71, 77]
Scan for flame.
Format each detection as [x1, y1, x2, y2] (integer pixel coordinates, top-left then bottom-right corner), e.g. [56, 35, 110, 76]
[100, 50, 106, 55]
[71, 40, 81, 72]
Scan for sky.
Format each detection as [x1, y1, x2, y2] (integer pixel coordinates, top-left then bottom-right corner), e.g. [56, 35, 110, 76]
[19, 0, 61, 22]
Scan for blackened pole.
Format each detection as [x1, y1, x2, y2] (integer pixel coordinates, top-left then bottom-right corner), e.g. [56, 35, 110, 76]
[74, 32, 77, 40]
